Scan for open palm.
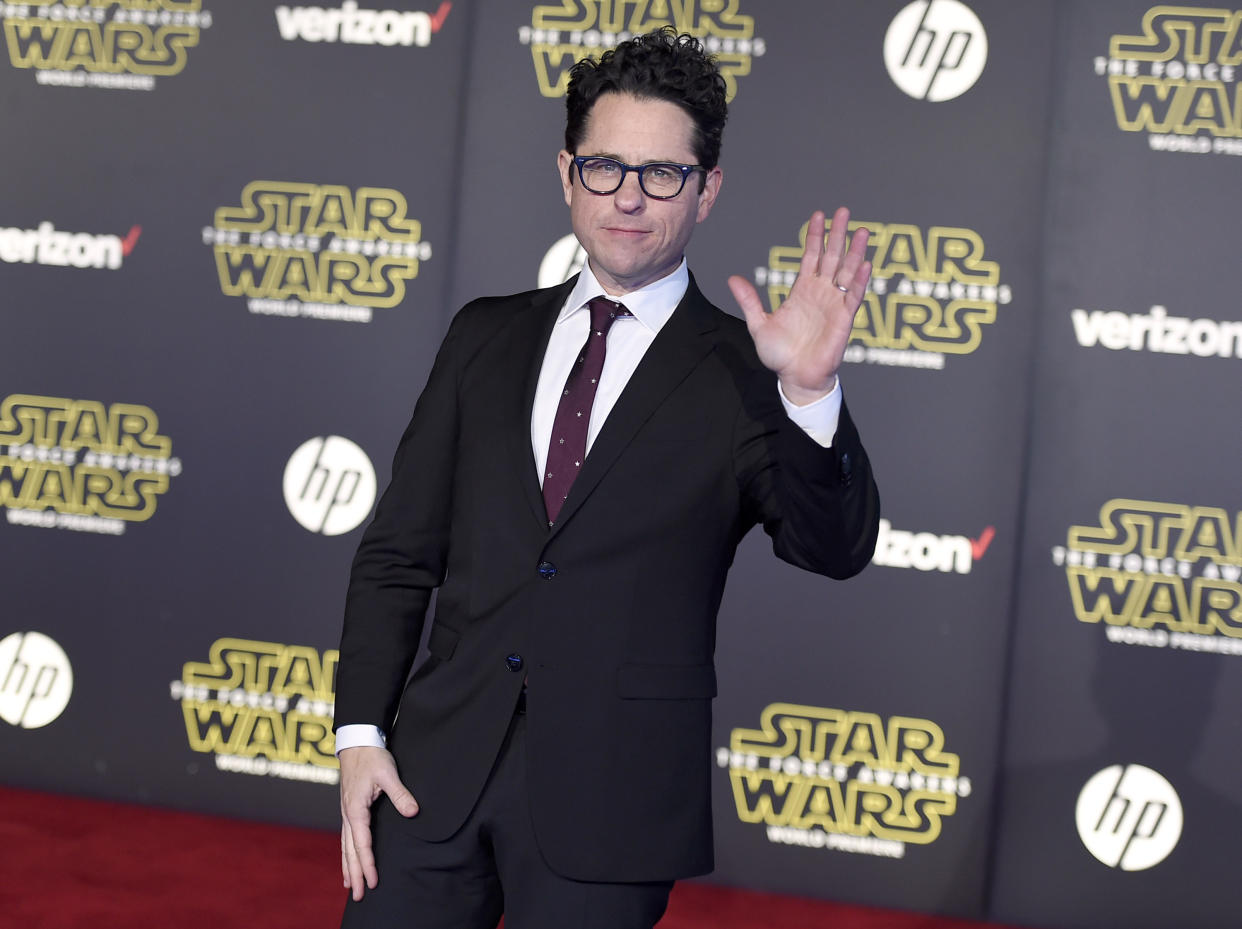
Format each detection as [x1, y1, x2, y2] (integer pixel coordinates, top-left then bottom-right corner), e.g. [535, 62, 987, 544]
[728, 207, 872, 406]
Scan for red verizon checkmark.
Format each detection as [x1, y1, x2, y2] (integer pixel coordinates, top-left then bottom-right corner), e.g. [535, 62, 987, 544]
[430, 1, 451, 32]
[120, 225, 142, 256]
[970, 526, 996, 560]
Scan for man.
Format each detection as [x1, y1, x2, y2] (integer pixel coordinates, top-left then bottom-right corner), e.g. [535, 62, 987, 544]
[334, 28, 879, 929]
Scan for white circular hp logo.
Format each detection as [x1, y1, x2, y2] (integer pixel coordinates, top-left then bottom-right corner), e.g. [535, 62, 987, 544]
[884, 0, 988, 102]
[283, 436, 377, 536]
[538, 233, 587, 288]
[0, 631, 74, 729]
[1076, 764, 1183, 871]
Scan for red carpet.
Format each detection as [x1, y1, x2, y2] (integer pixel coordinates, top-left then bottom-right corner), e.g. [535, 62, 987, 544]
[0, 787, 1029, 929]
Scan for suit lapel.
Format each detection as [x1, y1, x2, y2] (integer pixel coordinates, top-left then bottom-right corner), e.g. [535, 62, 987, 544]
[548, 277, 720, 538]
[500, 278, 577, 531]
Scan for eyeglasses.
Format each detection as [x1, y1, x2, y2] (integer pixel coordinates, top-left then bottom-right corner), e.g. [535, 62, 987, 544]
[571, 156, 704, 200]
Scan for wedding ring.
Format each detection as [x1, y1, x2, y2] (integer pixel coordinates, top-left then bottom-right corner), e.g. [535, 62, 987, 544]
[833, 281, 849, 293]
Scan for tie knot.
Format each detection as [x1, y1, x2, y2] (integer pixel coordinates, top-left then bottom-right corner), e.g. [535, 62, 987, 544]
[587, 296, 630, 334]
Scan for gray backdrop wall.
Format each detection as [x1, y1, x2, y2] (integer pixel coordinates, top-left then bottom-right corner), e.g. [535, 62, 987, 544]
[2, 2, 1238, 926]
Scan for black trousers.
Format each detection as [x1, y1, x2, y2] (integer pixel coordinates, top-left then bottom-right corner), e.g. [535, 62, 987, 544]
[340, 709, 673, 929]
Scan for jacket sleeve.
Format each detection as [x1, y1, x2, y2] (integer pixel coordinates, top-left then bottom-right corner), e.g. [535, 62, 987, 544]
[733, 370, 880, 580]
[333, 308, 472, 733]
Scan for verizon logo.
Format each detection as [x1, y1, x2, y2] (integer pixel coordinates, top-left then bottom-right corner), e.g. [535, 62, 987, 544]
[275, 1, 451, 46]
[1071, 306, 1242, 359]
[0, 221, 141, 270]
[871, 519, 994, 574]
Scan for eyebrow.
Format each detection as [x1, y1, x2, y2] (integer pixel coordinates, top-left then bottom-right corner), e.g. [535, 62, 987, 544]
[581, 151, 694, 165]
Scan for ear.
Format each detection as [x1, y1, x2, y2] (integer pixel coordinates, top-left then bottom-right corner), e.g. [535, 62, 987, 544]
[695, 166, 723, 224]
[557, 150, 574, 207]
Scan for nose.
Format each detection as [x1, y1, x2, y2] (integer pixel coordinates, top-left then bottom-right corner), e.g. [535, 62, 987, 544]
[612, 168, 645, 212]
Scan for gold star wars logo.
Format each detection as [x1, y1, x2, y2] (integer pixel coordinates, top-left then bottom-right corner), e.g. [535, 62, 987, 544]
[518, 0, 764, 101]
[2, 1, 213, 91]
[203, 181, 432, 324]
[171, 637, 340, 785]
[758, 217, 1011, 370]
[717, 703, 971, 858]
[1094, 6, 1242, 156]
[0, 393, 181, 535]
[1054, 499, 1242, 656]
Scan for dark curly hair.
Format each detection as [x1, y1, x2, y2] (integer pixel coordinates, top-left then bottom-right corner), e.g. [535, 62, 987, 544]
[564, 27, 728, 171]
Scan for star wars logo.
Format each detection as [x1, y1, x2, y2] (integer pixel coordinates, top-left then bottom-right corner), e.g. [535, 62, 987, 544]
[2, 1, 214, 92]
[757, 217, 1011, 369]
[1094, 6, 1242, 157]
[1053, 499, 1242, 657]
[0, 393, 181, 535]
[203, 181, 432, 324]
[171, 637, 340, 785]
[717, 703, 971, 859]
[518, 0, 764, 101]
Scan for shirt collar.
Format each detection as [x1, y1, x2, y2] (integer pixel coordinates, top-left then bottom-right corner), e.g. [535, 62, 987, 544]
[559, 256, 689, 335]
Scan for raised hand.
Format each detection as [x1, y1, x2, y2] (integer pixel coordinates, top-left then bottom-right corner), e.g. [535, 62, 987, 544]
[727, 207, 871, 405]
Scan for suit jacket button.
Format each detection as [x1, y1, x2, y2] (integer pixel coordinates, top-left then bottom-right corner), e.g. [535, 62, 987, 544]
[840, 451, 853, 485]
[506, 654, 524, 672]
[538, 561, 557, 579]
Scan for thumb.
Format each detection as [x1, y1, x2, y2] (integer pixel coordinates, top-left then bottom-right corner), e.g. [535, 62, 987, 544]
[379, 770, 419, 818]
[727, 275, 768, 336]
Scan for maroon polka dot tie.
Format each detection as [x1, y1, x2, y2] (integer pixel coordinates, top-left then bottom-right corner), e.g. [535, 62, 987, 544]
[542, 296, 631, 525]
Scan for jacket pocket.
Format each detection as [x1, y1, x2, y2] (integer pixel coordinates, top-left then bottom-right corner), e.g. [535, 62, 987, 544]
[616, 662, 717, 699]
[426, 622, 460, 660]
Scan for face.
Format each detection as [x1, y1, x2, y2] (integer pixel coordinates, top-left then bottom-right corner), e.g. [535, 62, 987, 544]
[558, 93, 723, 296]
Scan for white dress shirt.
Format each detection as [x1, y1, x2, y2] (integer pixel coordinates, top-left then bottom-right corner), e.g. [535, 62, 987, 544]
[336, 257, 842, 753]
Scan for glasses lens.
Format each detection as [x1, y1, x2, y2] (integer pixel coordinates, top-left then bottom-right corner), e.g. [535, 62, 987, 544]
[640, 164, 687, 198]
[579, 158, 623, 194]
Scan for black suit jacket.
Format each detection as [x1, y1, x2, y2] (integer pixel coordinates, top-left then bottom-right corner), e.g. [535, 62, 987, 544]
[336, 274, 880, 882]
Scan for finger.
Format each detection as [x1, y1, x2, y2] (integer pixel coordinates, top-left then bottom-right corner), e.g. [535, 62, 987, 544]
[341, 823, 350, 889]
[379, 773, 420, 818]
[798, 210, 826, 279]
[342, 788, 378, 892]
[369, 757, 419, 817]
[341, 818, 368, 901]
[832, 226, 872, 295]
[727, 274, 768, 335]
[358, 829, 379, 892]
[820, 206, 851, 280]
[847, 260, 873, 312]
[345, 806, 380, 894]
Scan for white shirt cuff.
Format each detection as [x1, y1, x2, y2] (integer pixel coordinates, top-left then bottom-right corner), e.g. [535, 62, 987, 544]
[335, 723, 387, 755]
[777, 379, 842, 448]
